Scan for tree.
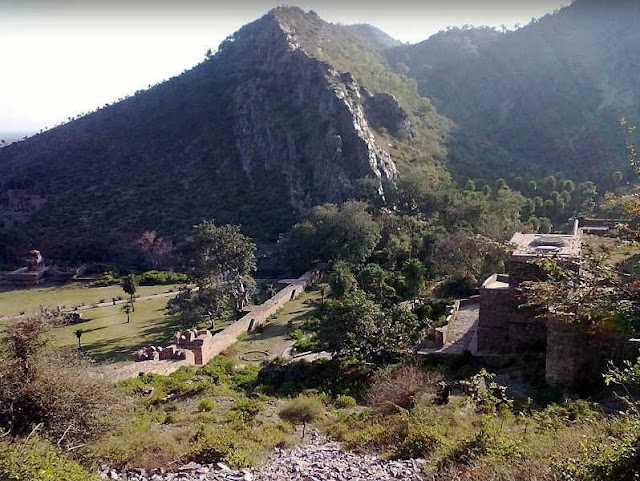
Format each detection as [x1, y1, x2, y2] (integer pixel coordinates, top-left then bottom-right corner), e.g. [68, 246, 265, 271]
[121, 274, 138, 312]
[403, 258, 425, 305]
[169, 221, 256, 327]
[327, 261, 357, 298]
[73, 329, 83, 349]
[167, 284, 233, 329]
[180, 220, 255, 287]
[278, 396, 324, 440]
[121, 302, 132, 323]
[318, 289, 423, 363]
[285, 201, 381, 270]
[137, 231, 174, 270]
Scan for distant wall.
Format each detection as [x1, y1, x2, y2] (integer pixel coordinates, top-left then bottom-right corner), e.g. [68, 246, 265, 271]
[197, 270, 319, 365]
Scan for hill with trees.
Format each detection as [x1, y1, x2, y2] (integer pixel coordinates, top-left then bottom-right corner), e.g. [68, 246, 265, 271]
[386, 0, 640, 183]
[0, 1, 636, 263]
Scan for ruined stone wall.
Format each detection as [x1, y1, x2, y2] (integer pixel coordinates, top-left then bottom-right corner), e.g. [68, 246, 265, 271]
[477, 271, 546, 354]
[546, 316, 636, 388]
[133, 270, 319, 370]
[196, 270, 318, 365]
[477, 286, 510, 352]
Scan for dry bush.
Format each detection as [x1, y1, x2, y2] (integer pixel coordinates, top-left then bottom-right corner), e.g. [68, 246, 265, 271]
[0, 314, 123, 448]
[367, 365, 441, 413]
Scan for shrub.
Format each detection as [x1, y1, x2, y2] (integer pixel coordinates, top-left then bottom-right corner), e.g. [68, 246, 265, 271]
[0, 437, 99, 481]
[138, 270, 188, 286]
[367, 365, 438, 413]
[197, 398, 216, 412]
[334, 394, 357, 408]
[228, 397, 264, 422]
[189, 422, 292, 468]
[279, 396, 325, 439]
[0, 315, 121, 447]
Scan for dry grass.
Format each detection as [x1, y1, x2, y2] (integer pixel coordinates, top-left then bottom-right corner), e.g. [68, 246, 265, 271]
[367, 365, 442, 413]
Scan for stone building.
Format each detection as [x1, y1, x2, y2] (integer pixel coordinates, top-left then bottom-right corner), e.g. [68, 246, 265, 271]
[477, 225, 582, 355]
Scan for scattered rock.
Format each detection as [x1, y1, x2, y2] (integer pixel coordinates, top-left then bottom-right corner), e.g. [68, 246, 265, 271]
[99, 433, 426, 481]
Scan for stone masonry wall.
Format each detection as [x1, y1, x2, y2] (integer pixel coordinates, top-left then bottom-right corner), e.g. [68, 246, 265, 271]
[546, 316, 637, 388]
[195, 270, 319, 365]
[478, 286, 510, 352]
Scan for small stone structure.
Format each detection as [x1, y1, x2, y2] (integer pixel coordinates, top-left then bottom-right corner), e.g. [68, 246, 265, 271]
[135, 344, 195, 364]
[134, 270, 320, 366]
[5, 250, 48, 286]
[477, 223, 582, 355]
[3, 250, 84, 286]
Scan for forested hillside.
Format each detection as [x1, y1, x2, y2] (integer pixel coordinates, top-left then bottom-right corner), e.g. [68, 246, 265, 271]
[387, 0, 640, 183]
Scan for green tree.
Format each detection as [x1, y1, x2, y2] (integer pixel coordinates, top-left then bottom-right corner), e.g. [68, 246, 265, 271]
[328, 261, 357, 298]
[403, 258, 425, 305]
[170, 221, 256, 327]
[73, 328, 83, 349]
[121, 302, 132, 323]
[359, 263, 395, 304]
[278, 396, 324, 440]
[318, 289, 423, 363]
[167, 284, 233, 329]
[180, 220, 256, 287]
[121, 274, 138, 312]
[285, 201, 381, 269]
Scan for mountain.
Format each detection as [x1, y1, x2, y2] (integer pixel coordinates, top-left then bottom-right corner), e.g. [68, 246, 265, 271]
[345, 24, 401, 51]
[0, 1, 637, 263]
[386, 0, 640, 182]
[0, 7, 450, 262]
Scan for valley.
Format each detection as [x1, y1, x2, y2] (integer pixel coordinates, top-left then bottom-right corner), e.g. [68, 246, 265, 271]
[1, 1, 640, 480]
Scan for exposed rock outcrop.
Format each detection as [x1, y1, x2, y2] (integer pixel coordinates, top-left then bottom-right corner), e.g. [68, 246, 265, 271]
[228, 11, 397, 212]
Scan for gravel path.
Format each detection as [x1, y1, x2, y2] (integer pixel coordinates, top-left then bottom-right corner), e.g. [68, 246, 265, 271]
[100, 433, 427, 481]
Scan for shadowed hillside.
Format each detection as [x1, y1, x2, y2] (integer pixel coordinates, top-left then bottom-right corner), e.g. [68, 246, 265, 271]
[387, 0, 640, 182]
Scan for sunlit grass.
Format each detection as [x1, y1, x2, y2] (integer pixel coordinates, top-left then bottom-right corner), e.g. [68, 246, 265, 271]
[0, 283, 180, 317]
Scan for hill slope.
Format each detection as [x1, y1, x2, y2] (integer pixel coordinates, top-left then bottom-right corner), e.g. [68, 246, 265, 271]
[387, 0, 640, 182]
[0, 7, 449, 262]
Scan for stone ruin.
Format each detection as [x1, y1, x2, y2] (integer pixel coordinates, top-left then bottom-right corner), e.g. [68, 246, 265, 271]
[135, 345, 193, 363]
[5, 249, 48, 286]
[135, 329, 215, 364]
[3, 250, 86, 286]
[429, 219, 637, 389]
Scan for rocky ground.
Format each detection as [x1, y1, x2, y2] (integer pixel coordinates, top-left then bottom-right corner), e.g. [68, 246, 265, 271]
[100, 432, 427, 481]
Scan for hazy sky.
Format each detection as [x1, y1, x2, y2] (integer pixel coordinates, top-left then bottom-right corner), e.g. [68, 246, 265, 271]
[0, 0, 570, 134]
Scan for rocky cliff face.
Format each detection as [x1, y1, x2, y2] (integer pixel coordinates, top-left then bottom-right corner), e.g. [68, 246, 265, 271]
[226, 12, 397, 212]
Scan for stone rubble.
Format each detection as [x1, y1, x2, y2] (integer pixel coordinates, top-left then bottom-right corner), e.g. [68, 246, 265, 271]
[99, 433, 427, 481]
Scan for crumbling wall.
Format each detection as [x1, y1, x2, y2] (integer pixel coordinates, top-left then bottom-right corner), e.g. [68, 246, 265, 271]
[546, 316, 636, 389]
[134, 270, 320, 366]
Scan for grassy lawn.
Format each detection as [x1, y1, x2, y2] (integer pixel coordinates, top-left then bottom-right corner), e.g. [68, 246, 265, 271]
[53, 296, 182, 363]
[0, 283, 181, 317]
[228, 288, 322, 365]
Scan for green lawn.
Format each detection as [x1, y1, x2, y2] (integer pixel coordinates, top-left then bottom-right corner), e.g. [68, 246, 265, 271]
[228, 288, 322, 364]
[0, 283, 180, 317]
[53, 296, 182, 363]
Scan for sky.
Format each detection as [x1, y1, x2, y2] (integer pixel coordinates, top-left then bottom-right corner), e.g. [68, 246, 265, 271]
[0, 0, 570, 134]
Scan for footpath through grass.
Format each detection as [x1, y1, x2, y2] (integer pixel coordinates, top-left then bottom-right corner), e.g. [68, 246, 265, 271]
[228, 288, 322, 364]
